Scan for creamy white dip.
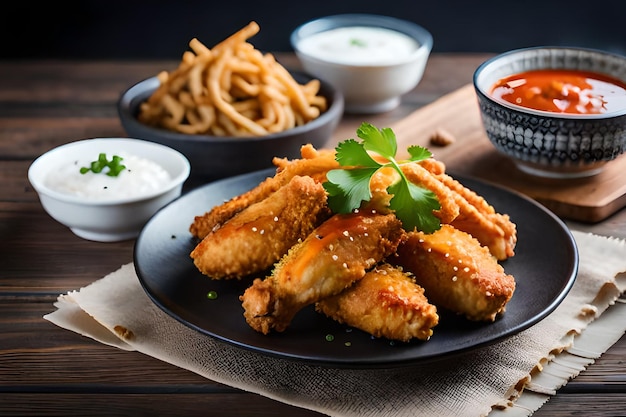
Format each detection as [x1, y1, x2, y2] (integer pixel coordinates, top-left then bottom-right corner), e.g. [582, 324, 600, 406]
[45, 151, 171, 200]
[296, 26, 419, 66]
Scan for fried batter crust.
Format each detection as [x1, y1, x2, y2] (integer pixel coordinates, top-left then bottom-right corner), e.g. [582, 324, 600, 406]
[438, 174, 517, 261]
[190, 175, 330, 279]
[316, 263, 439, 342]
[189, 144, 338, 239]
[240, 211, 405, 334]
[367, 160, 517, 260]
[392, 225, 515, 322]
[400, 162, 517, 260]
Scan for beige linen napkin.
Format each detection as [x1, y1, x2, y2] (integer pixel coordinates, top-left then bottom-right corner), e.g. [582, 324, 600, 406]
[45, 231, 626, 417]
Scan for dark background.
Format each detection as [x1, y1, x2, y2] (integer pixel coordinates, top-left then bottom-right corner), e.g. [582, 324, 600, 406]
[2, 0, 625, 59]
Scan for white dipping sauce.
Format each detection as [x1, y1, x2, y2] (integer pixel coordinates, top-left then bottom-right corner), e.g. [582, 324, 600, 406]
[296, 26, 419, 66]
[45, 151, 171, 200]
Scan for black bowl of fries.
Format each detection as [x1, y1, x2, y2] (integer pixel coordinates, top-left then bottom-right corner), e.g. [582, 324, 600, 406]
[118, 71, 343, 181]
[117, 22, 344, 181]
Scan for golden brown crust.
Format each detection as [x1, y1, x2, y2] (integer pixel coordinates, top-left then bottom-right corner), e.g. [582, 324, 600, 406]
[189, 144, 338, 239]
[240, 211, 405, 334]
[399, 162, 461, 224]
[397, 162, 517, 260]
[391, 225, 516, 322]
[437, 174, 517, 260]
[316, 263, 439, 342]
[190, 175, 330, 279]
[188, 172, 281, 239]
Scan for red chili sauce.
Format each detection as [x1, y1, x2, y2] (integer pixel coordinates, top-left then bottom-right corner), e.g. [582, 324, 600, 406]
[490, 69, 626, 114]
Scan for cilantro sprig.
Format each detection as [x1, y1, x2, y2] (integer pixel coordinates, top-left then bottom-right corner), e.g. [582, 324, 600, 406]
[80, 153, 126, 177]
[323, 122, 441, 233]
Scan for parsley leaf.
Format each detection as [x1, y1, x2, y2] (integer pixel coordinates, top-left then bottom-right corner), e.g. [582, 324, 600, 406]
[323, 122, 441, 233]
[325, 168, 377, 213]
[388, 180, 441, 233]
[357, 123, 397, 157]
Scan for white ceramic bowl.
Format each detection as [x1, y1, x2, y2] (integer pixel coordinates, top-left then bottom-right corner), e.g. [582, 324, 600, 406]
[28, 138, 190, 242]
[474, 46, 626, 179]
[291, 14, 433, 114]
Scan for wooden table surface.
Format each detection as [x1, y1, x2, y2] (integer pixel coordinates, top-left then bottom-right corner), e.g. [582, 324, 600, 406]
[1, 54, 625, 416]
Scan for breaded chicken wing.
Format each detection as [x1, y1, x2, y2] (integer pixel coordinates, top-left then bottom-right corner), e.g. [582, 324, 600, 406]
[439, 174, 517, 261]
[240, 210, 405, 334]
[190, 144, 338, 239]
[371, 161, 517, 260]
[190, 175, 330, 279]
[391, 225, 515, 322]
[316, 263, 439, 342]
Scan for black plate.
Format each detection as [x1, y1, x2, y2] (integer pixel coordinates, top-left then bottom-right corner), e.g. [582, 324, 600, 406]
[134, 168, 578, 368]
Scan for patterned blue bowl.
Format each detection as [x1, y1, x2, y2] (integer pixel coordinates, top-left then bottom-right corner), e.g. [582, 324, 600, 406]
[473, 46, 626, 178]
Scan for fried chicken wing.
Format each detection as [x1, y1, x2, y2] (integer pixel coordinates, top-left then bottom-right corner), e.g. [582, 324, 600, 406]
[240, 210, 405, 334]
[190, 144, 338, 239]
[366, 160, 517, 260]
[399, 162, 517, 260]
[436, 173, 517, 260]
[391, 224, 515, 322]
[190, 175, 330, 279]
[316, 263, 439, 342]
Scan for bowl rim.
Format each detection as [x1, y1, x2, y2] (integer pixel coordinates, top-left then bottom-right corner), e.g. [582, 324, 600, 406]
[28, 137, 191, 206]
[473, 45, 626, 119]
[117, 70, 344, 144]
[290, 13, 433, 67]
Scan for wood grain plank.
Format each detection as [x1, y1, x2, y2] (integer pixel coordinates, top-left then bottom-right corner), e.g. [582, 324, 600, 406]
[0, 205, 134, 292]
[0, 393, 324, 417]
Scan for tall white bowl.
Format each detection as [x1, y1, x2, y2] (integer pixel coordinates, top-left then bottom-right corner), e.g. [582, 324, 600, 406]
[291, 14, 433, 114]
[28, 138, 190, 242]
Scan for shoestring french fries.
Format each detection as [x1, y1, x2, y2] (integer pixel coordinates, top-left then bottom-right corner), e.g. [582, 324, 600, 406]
[138, 21, 327, 136]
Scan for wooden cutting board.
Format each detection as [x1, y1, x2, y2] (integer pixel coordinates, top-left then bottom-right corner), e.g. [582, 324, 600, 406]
[389, 84, 626, 223]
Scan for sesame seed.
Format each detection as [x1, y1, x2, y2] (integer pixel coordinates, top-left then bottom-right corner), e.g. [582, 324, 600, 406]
[463, 267, 470, 272]
[260, 229, 265, 235]
[273, 216, 279, 222]
[342, 263, 348, 268]
[332, 255, 339, 261]
[343, 230, 349, 237]
[452, 276, 458, 282]
[453, 266, 458, 271]
[252, 227, 258, 232]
